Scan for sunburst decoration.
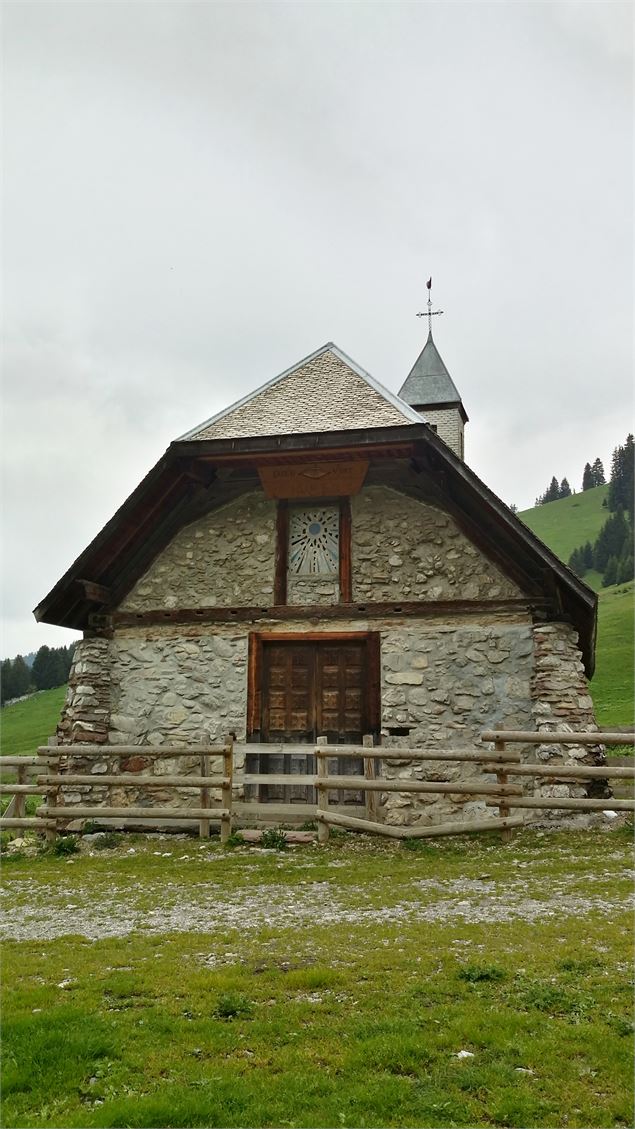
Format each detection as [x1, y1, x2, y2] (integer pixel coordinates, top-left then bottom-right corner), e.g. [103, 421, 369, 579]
[288, 507, 339, 575]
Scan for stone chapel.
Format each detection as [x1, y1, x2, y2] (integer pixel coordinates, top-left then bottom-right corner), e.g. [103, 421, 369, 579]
[35, 330, 600, 827]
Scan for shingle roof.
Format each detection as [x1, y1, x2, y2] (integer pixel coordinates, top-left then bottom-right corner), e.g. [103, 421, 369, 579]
[398, 331, 464, 409]
[179, 343, 424, 441]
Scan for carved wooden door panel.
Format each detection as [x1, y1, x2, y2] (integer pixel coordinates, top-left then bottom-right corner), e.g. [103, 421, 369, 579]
[315, 644, 365, 743]
[259, 641, 366, 803]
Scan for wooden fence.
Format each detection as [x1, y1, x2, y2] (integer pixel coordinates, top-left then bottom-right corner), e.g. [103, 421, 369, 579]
[1, 730, 633, 843]
[316, 730, 635, 842]
[0, 738, 234, 843]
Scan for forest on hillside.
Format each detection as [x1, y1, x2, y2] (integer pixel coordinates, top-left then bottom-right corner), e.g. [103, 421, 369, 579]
[567, 435, 634, 587]
[1, 644, 75, 706]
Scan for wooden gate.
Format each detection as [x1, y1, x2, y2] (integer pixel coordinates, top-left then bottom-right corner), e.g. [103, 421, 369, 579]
[246, 635, 379, 805]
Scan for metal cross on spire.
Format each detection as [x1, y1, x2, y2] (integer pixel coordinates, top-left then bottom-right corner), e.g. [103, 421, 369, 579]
[416, 276, 443, 333]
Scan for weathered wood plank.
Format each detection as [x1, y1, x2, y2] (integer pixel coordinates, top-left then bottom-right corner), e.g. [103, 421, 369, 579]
[318, 809, 525, 838]
[37, 774, 229, 788]
[77, 579, 111, 605]
[400, 815, 526, 839]
[316, 735, 330, 845]
[0, 756, 41, 768]
[317, 810, 406, 838]
[0, 817, 55, 829]
[316, 777, 523, 796]
[221, 738, 233, 844]
[36, 745, 226, 758]
[113, 597, 546, 628]
[485, 797, 635, 812]
[232, 802, 317, 816]
[481, 763, 635, 780]
[242, 774, 316, 786]
[40, 806, 231, 820]
[481, 730, 635, 746]
[313, 747, 522, 763]
[0, 784, 45, 795]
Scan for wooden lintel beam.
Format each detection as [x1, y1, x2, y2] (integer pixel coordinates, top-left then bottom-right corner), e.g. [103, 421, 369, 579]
[172, 441, 418, 466]
[77, 579, 111, 605]
[113, 597, 548, 629]
[177, 459, 217, 487]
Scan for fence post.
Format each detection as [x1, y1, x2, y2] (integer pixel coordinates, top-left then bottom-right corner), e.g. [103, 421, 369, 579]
[317, 736, 330, 844]
[363, 735, 378, 824]
[199, 748, 210, 840]
[495, 737, 513, 843]
[221, 735, 233, 845]
[45, 737, 59, 844]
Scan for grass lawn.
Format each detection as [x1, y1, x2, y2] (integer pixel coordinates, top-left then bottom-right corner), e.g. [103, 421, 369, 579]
[1, 827, 633, 1129]
[591, 582, 634, 729]
[0, 686, 66, 757]
[519, 486, 609, 579]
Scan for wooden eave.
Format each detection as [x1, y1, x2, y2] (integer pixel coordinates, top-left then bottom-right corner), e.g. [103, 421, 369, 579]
[33, 422, 597, 674]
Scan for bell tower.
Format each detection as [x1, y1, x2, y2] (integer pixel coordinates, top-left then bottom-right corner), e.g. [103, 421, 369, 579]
[398, 280, 468, 460]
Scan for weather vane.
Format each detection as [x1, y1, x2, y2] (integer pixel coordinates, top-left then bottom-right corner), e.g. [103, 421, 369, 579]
[416, 277, 443, 333]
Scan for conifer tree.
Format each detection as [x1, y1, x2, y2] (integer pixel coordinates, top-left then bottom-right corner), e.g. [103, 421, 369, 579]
[545, 476, 560, 503]
[568, 548, 584, 577]
[591, 458, 605, 486]
[1, 659, 15, 705]
[582, 463, 594, 491]
[559, 478, 571, 498]
[10, 655, 32, 698]
[608, 435, 634, 522]
[617, 552, 634, 584]
[593, 511, 630, 572]
[602, 556, 618, 587]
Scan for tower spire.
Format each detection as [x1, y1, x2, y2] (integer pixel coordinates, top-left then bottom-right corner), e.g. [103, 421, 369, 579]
[416, 276, 444, 335]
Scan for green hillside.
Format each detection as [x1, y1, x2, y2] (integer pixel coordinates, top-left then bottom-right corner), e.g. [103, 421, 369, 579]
[519, 484, 609, 577]
[519, 485, 633, 728]
[591, 581, 634, 728]
[0, 685, 66, 758]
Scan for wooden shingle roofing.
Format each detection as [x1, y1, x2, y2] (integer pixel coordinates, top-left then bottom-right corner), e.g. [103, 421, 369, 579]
[179, 343, 424, 440]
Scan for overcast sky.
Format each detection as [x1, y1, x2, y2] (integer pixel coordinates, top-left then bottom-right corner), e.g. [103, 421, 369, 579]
[2, 0, 632, 658]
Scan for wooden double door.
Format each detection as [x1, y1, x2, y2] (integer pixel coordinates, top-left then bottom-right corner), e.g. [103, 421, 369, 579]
[252, 638, 375, 803]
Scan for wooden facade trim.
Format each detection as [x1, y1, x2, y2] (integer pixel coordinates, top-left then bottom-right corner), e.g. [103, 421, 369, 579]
[273, 501, 289, 605]
[339, 497, 352, 603]
[113, 597, 550, 629]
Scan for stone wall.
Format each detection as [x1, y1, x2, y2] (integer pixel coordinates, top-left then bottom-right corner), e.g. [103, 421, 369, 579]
[57, 637, 112, 745]
[527, 622, 603, 813]
[53, 613, 601, 827]
[287, 577, 339, 606]
[377, 618, 535, 826]
[120, 492, 276, 612]
[109, 629, 247, 746]
[117, 484, 521, 615]
[352, 487, 520, 603]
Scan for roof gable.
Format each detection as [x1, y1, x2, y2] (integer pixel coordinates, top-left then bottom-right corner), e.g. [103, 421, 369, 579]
[180, 343, 423, 441]
[33, 420, 597, 673]
[399, 331, 464, 410]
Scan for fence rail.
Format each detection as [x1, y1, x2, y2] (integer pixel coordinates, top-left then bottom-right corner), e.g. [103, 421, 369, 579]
[1, 738, 234, 842]
[1, 729, 633, 844]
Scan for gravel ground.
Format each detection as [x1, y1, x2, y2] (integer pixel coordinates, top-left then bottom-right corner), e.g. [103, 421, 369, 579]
[2, 868, 633, 942]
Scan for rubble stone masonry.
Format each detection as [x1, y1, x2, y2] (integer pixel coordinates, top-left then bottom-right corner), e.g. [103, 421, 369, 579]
[53, 482, 601, 826]
[351, 487, 521, 602]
